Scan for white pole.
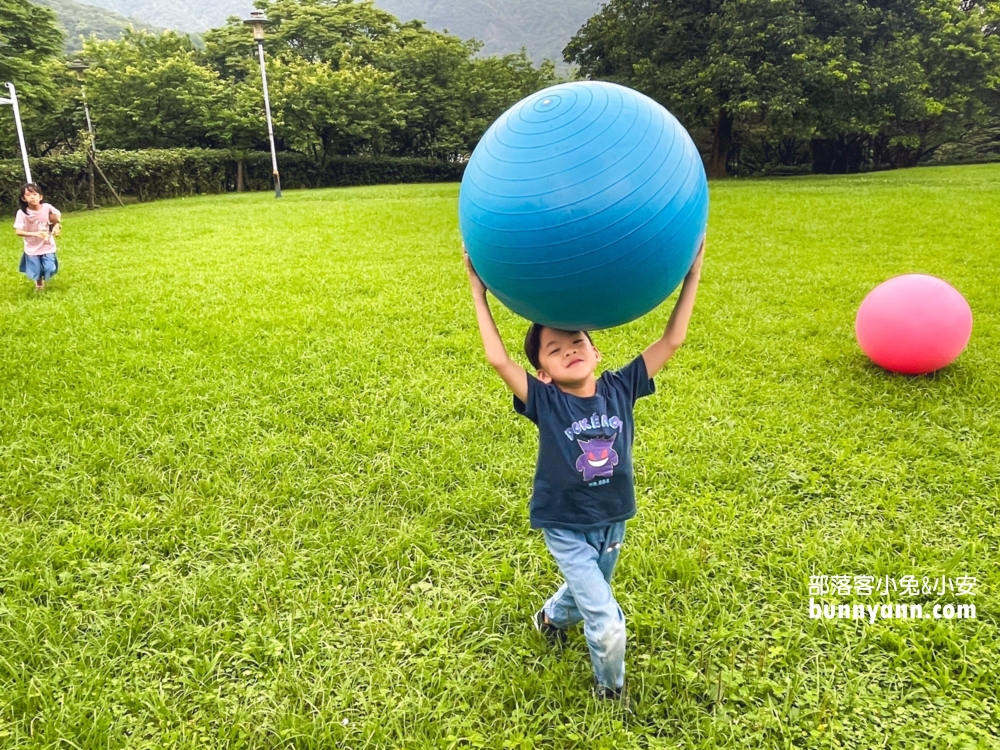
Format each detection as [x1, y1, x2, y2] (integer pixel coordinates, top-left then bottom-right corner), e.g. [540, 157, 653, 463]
[3, 83, 32, 183]
[256, 41, 281, 198]
[82, 93, 94, 141]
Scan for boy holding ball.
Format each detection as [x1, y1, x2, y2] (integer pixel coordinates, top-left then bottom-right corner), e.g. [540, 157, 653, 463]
[464, 241, 704, 703]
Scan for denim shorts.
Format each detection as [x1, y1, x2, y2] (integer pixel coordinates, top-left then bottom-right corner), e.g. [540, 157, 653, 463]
[19, 253, 59, 282]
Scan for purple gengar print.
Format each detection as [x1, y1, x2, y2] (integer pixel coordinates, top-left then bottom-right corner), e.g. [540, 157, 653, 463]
[575, 435, 619, 482]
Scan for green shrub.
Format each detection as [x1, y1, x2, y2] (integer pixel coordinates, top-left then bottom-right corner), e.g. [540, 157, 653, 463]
[0, 149, 466, 212]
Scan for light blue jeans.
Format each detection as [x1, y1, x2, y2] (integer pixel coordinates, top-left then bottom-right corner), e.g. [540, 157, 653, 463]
[542, 521, 627, 690]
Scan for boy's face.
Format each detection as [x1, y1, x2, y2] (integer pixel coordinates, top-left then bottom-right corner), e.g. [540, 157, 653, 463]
[536, 327, 600, 386]
[22, 188, 42, 208]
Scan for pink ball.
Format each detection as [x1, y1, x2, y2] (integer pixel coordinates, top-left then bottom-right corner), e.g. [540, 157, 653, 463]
[855, 274, 973, 375]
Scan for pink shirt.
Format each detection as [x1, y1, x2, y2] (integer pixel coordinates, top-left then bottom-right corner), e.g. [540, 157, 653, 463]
[14, 203, 61, 256]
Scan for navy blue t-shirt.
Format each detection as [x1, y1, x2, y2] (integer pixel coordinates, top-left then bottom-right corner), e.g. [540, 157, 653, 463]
[514, 355, 656, 530]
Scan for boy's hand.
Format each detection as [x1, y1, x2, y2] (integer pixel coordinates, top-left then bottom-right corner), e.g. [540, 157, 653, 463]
[465, 243, 528, 402]
[688, 239, 705, 278]
[464, 247, 487, 297]
[642, 236, 705, 379]
[51, 224, 62, 237]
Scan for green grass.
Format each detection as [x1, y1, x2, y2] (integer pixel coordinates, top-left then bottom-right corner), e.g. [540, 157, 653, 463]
[1, 165, 999, 749]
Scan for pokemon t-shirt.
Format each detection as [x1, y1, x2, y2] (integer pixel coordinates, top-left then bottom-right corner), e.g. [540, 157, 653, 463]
[514, 355, 655, 530]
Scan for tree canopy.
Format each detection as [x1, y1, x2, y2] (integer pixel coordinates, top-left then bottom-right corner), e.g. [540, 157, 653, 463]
[3, 0, 555, 163]
[565, 0, 1000, 174]
[0, 0, 76, 159]
[5, 0, 999, 174]
[200, 0, 556, 160]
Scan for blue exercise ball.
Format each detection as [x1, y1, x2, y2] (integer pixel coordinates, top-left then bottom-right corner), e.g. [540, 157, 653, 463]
[459, 80, 709, 331]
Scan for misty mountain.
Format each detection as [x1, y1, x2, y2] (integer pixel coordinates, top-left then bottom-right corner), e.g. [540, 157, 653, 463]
[68, 0, 602, 63]
[375, 0, 602, 63]
[70, 0, 249, 32]
[33, 0, 163, 52]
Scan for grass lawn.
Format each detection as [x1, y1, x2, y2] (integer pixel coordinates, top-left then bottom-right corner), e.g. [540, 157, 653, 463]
[1, 164, 999, 749]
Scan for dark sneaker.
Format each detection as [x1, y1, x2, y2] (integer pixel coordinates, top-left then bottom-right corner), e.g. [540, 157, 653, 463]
[533, 608, 567, 646]
[593, 679, 633, 710]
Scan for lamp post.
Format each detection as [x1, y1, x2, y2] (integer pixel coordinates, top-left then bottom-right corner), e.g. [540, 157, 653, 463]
[0, 83, 32, 183]
[244, 11, 281, 198]
[68, 61, 96, 209]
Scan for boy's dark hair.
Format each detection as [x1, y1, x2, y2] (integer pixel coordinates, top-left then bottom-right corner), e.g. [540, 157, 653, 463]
[18, 183, 42, 214]
[524, 323, 594, 370]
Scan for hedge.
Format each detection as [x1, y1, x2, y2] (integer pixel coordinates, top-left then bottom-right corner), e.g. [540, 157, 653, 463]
[0, 149, 467, 213]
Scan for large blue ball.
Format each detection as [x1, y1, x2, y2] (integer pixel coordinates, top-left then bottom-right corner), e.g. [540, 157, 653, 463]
[459, 81, 709, 331]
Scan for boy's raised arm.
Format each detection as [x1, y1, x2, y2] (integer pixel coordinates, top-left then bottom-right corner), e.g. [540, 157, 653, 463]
[642, 240, 705, 379]
[465, 251, 529, 403]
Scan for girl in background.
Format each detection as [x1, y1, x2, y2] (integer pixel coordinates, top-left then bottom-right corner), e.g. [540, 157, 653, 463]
[13, 183, 61, 290]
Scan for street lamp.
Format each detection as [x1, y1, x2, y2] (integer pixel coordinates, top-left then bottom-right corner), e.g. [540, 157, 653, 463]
[0, 82, 32, 183]
[244, 11, 281, 198]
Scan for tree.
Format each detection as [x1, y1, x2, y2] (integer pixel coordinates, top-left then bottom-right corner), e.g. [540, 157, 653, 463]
[214, 76, 270, 152]
[374, 25, 476, 157]
[803, 0, 1000, 171]
[202, 0, 558, 160]
[265, 0, 403, 66]
[457, 51, 558, 154]
[566, 0, 1000, 175]
[202, 0, 406, 78]
[565, 0, 824, 177]
[961, 0, 1000, 38]
[270, 53, 411, 159]
[0, 0, 73, 159]
[80, 31, 229, 150]
[366, 23, 557, 158]
[0, 0, 62, 79]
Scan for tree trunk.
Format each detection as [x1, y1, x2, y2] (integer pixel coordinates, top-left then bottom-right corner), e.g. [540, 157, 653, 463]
[812, 135, 872, 173]
[237, 158, 244, 193]
[708, 109, 734, 178]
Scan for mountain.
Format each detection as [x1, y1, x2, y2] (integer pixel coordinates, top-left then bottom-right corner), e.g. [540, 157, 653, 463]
[33, 0, 164, 52]
[66, 0, 601, 64]
[375, 0, 602, 64]
[69, 0, 254, 31]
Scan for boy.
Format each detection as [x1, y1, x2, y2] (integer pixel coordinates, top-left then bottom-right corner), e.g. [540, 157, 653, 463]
[464, 242, 704, 703]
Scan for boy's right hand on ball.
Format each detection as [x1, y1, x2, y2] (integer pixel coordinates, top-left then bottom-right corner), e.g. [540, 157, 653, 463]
[688, 238, 705, 277]
[464, 247, 487, 296]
